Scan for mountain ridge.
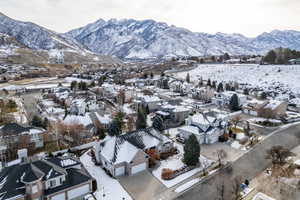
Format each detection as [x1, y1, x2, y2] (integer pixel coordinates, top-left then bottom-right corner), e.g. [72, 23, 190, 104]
[65, 18, 300, 59]
[1, 12, 300, 60]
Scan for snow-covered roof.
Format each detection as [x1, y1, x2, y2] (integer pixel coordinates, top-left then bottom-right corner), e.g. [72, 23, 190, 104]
[99, 136, 140, 164]
[178, 126, 199, 135]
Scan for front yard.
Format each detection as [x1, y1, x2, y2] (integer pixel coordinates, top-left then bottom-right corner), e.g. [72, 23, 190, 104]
[152, 143, 213, 188]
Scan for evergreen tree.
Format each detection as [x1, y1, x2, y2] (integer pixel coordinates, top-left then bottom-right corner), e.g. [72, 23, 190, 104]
[114, 111, 125, 131]
[243, 88, 249, 95]
[264, 50, 276, 64]
[212, 81, 216, 89]
[150, 72, 154, 79]
[70, 81, 77, 91]
[153, 115, 164, 131]
[229, 94, 240, 111]
[207, 79, 211, 87]
[31, 115, 43, 128]
[90, 81, 96, 87]
[223, 53, 230, 60]
[186, 73, 190, 83]
[217, 82, 224, 92]
[260, 92, 267, 100]
[183, 134, 200, 166]
[136, 107, 147, 130]
[108, 120, 121, 136]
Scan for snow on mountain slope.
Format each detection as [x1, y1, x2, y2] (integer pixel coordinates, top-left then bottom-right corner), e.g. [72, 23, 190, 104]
[0, 13, 121, 64]
[66, 18, 300, 59]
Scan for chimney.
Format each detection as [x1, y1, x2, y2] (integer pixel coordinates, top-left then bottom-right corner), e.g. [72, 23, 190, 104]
[17, 149, 28, 163]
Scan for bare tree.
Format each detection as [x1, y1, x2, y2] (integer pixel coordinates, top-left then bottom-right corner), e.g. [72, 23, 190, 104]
[215, 149, 227, 167]
[266, 145, 295, 165]
[231, 115, 242, 129]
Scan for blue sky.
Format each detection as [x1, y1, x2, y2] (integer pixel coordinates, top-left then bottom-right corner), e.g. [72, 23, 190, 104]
[1, 0, 300, 36]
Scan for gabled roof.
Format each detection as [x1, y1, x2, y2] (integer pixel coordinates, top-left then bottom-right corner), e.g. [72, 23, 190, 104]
[0, 156, 91, 200]
[99, 127, 171, 164]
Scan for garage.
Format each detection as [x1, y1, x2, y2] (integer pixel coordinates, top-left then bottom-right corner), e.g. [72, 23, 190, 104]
[67, 184, 90, 199]
[115, 166, 125, 176]
[51, 192, 65, 200]
[131, 163, 146, 175]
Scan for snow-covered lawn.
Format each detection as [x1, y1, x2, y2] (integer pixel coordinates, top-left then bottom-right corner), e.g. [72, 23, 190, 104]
[152, 143, 213, 188]
[80, 152, 132, 200]
[174, 64, 300, 95]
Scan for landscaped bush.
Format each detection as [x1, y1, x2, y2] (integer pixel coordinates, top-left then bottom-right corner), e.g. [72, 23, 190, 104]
[162, 168, 174, 180]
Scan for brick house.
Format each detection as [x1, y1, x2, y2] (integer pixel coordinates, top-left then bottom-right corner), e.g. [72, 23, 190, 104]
[0, 155, 96, 200]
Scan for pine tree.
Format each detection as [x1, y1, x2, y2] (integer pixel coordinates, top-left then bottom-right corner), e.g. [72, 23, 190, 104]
[207, 79, 211, 87]
[229, 94, 240, 111]
[108, 120, 121, 136]
[90, 81, 96, 87]
[150, 72, 154, 79]
[186, 73, 190, 83]
[183, 134, 200, 166]
[212, 81, 216, 89]
[217, 82, 224, 92]
[31, 115, 43, 128]
[223, 53, 230, 60]
[153, 115, 164, 131]
[70, 81, 77, 91]
[136, 107, 147, 130]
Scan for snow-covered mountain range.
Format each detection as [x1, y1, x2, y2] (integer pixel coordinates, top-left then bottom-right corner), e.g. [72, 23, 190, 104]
[0, 13, 120, 64]
[65, 19, 300, 59]
[1, 12, 300, 61]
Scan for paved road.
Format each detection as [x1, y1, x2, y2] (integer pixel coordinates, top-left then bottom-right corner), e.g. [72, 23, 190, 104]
[175, 123, 300, 200]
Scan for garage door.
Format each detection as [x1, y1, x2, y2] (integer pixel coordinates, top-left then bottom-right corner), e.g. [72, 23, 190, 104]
[51, 193, 65, 200]
[132, 163, 146, 175]
[67, 184, 90, 199]
[115, 166, 125, 176]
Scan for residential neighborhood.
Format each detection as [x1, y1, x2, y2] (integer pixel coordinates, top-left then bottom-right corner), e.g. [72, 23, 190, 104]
[1, 2, 300, 199]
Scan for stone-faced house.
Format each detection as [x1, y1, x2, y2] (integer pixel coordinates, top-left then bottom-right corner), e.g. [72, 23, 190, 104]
[95, 127, 174, 177]
[0, 155, 95, 200]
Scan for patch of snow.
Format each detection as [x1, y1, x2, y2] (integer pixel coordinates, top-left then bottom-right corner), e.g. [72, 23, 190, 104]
[80, 152, 132, 200]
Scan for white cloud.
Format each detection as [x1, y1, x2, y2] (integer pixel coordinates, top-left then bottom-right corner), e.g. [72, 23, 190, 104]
[0, 0, 300, 36]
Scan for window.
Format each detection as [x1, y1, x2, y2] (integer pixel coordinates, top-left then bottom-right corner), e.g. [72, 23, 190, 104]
[32, 184, 38, 193]
[59, 177, 63, 184]
[50, 180, 56, 188]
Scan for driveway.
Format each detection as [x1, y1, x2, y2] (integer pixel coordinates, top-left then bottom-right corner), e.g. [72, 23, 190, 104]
[119, 170, 167, 200]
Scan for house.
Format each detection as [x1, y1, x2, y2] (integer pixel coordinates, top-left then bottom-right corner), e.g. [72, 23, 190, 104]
[288, 58, 300, 65]
[160, 104, 191, 125]
[191, 87, 214, 102]
[243, 99, 287, 119]
[178, 113, 227, 144]
[0, 153, 95, 200]
[0, 123, 45, 151]
[95, 136, 148, 177]
[138, 95, 162, 112]
[94, 127, 174, 177]
[213, 91, 247, 107]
